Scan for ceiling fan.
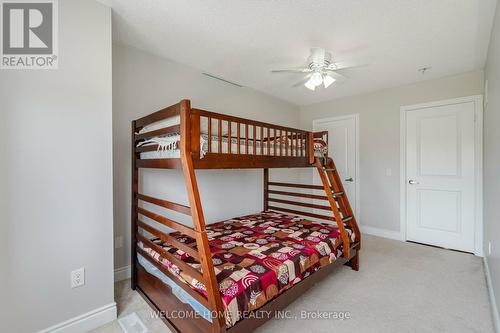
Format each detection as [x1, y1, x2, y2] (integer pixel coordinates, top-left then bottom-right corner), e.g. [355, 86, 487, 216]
[271, 47, 364, 91]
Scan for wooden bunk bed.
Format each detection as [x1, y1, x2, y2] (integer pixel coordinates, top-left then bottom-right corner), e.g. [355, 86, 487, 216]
[131, 99, 361, 333]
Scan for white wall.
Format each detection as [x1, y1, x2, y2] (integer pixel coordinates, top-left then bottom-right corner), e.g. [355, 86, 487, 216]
[0, 78, 8, 327]
[299, 71, 484, 233]
[0, 1, 114, 332]
[484, 0, 500, 328]
[113, 44, 300, 271]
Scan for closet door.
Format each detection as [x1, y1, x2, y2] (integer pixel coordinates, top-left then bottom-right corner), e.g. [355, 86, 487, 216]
[404, 98, 478, 253]
[313, 115, 358, 218]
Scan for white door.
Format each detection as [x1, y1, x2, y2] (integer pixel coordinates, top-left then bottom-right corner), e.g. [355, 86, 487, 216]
[313, 115, 358, 217]
[404, 100, 477, 252]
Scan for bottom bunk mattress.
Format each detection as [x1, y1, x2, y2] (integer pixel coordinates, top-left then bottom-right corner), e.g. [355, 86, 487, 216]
[138, 210, 355, 328]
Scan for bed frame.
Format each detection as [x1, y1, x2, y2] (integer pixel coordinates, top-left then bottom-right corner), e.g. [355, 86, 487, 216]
[131, 99, 361, 333]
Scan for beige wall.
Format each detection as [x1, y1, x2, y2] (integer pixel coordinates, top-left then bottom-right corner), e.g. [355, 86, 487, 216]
[484, 0, 500, 328]
[113, 45, 300, 271]
[0, 1, 114, 332]
[299, 71, 484, 233]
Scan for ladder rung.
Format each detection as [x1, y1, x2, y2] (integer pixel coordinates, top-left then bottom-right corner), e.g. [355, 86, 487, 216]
[342, 216, 353, 223]
[324, 168, 336, 172]
[333, 191, 344, 197]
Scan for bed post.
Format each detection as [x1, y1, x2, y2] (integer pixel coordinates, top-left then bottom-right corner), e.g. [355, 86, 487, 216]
[179, 100, 226, 333]
[307, 132, 315, 164]
[263, 168, 269, 211]
[131, 120, 138, 290]
[190, 108, 201, 159]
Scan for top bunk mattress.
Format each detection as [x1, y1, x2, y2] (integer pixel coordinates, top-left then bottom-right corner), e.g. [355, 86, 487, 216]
[138, 210, 355, 328]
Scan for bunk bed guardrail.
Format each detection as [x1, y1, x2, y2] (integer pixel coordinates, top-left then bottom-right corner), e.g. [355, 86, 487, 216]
[133, 100, 316, 169]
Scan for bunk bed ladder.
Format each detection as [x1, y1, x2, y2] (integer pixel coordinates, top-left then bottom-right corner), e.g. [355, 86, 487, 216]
[324, 156, 361, 248]
[316, 156, 361, 270]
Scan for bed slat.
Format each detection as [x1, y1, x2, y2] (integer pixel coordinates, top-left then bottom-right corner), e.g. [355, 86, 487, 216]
[218, 118, 222, 153]
[137, 193, 191, 216]
[273, 129, 277, 156]
[294, 132, 298, 156]
[260, 126, 264, 155]
[245, 124, 249, 154]
[137, 220, 200, 260]
[267, 197, 332, 211]
[268, 205, 335, 222]
[137, 207, 196, 238]
[138, 234, 205, 283]
[253, 125, 257, 155]
[135, 103, 180, 129]
[268, 181, 330, 191]
[228, 121, 232, 154]
[299, 133, 303, 157]
[285, 131, 289, 156]
[267, 128, 271, 156]
[237, 122, 241, 154]
[208, 117, 212, 153]
[267, 189, 329, 201]
[278, 129, 281, 156]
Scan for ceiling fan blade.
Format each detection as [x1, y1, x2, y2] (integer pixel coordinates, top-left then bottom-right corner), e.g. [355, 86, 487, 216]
[327, 60, 370, 71]
[271, 68, 312, 73]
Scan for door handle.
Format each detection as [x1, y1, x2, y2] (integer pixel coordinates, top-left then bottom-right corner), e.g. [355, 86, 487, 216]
[344, 178, 354, 182]
[408, 179, 420, 185]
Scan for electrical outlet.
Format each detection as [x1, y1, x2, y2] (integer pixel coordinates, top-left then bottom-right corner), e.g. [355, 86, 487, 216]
[115, 236, 123, 249]
[488, 241, 492, 256]
[71, 267, 85, 288]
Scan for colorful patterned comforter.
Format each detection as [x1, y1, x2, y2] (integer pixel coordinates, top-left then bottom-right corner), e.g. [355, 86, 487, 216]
[139, 211, 355, 327]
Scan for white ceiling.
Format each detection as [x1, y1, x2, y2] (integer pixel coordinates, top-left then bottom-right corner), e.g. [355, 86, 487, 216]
[100, 0, 497, 106]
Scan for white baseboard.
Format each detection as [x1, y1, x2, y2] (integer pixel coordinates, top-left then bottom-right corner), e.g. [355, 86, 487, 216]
[37, 302, 116, 333]
[115, 265, 131, 282]
[484, 257, 500, 333]
[360, 224, 402, 241]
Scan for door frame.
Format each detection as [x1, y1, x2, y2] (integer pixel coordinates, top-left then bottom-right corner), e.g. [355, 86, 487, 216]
[399, 95, 483, 256]
[313, 114, 360, 222]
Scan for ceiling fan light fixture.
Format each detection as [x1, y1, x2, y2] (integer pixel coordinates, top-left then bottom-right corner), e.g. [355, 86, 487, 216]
[323, 74, 336, 88]
[271, 47, 363, 91]
[304, 78, 316, 91]
[310, 72, 323, 86]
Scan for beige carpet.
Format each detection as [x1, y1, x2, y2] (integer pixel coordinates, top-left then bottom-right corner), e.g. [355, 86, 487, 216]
[91, 235, 494, 333]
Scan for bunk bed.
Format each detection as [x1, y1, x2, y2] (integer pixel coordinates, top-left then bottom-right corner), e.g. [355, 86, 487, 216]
[131, 99, 361, 333]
